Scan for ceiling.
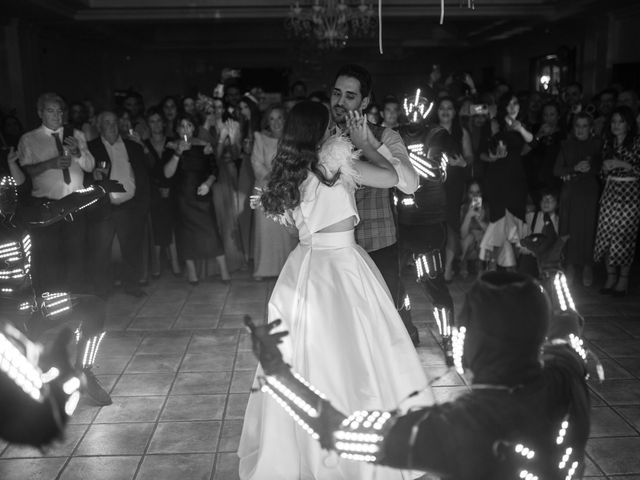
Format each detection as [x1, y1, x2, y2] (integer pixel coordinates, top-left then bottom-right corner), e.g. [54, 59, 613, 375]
[0, 0, 615, 50]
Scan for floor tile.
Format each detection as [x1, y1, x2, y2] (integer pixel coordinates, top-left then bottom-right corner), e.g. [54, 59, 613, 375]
[0, 457, 67, 480]
[180, 353, 235, 372]
[75, 423, 155, 455]
[589, 407, 637, 437]
[147, 421, 221, 454]
[174, 314, 220, 329]
[592, 339, 640, 358]
[136, 453, 215, 480]
[92, 355, 132, 375]
[2, 424, 87, 458]
[188, 332, 239, 352]
[93, 396, 165, 423]
[111, 373, 176, 396]
[219, 314, 260, 329]
[59, 455, 140, 480]
[68, 400, 100, 425]
[138, 302, 184, 318]
[617, 358, 640, 378]
[600, 358, 636, 380]
[125, 353, 183, 373]
[99, 336, 142, 357]
[160, 394, 227, 421]
[591, 379, 640, 405]
[171, 372, 232, 395]
[234, 351, 259, 370]
[128, 316, 176, 330]
[225, 393, 250, 420]
[587, 437, 640, 475]
[616, 406, 640, 430]
[218, 420, 243, 453]
[137, 335, 191, 354]
[213, 452, 240, 480]
[230, 370, 256, 393]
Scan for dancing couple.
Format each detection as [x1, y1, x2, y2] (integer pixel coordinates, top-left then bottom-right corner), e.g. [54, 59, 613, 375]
[238, 65, 431, 479]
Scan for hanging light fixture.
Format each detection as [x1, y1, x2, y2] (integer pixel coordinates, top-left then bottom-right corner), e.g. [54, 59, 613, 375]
[285, 0, 377, 50]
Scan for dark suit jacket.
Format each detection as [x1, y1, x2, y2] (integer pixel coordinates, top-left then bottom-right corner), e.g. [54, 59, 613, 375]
[86, 137, 151, 219]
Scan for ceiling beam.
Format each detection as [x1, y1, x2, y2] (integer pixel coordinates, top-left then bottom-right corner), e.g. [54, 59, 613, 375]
[74, 4, 556, 21]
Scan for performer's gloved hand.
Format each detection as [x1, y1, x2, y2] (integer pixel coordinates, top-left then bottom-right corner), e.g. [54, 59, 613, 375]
[244, 317, 289, 376]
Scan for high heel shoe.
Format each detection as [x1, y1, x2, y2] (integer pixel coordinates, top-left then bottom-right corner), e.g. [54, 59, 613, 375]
[599, 287, 615, 295]
[188, 279, 199, 286]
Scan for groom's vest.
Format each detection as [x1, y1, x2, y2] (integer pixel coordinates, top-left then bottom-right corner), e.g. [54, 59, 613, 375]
[354, 123, 397, 252]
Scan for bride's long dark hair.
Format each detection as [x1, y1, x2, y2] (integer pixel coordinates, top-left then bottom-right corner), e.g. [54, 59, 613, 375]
[261, 101, 336, 216]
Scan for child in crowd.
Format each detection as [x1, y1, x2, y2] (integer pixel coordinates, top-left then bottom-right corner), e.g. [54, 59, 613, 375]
[517, 190, 560, 277]
[459, 179, 489, 278]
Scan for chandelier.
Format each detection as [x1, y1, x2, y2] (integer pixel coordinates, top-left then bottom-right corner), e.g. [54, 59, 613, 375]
[285, 0, 377, 50]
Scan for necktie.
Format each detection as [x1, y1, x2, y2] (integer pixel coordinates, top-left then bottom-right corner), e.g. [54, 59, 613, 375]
[52, 132, 71, 184]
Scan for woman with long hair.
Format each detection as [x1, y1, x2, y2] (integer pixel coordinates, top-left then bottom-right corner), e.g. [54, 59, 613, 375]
[594, 106, 640, 296]
[238, 101, 430, 480]
[479, 93, 534, 269]
[429, 96, 473, 280]
[196, 95, 246, 272]
[251, 104, 297, 280]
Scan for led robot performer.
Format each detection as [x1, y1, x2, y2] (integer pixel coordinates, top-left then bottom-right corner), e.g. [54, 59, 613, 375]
[395, 89, 455, 363]
[0, 175, 115, 406]
[244, 269, 597, 480]
[0, 322, 82, 447]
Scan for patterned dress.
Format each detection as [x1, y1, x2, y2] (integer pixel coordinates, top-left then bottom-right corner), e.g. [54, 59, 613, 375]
[593, 136, 640, 266]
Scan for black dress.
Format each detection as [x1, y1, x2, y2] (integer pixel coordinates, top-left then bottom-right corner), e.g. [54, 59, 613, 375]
[145, 138, 176, 247]
[484, 130, 528, 222]
[173, 145, 223, 260]
[429, 126, 469, 233]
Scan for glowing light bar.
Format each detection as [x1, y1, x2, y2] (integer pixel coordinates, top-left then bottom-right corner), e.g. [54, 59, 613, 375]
[414, 250, 442, 281]
[518, 470, 538, 480]
[265, 375, 320, 417]
[401, 197, 415, 207]
[0, 331, 43, 401]
[402, 90, 434, 121]
[261, 382, 319, 440]
[452, 326, 466, 374]
[41, 367, 60, 383]
[403, 294, 411, 311]
[553, 272, 576, 312]
[558, 446, 573, 469]
[556, 417, 570, 445]
[82, 332, 106, 369]
[514, 443, 536, 460]
[568, 334, 587, 361]
[41, 292, 72, 318]
[433, 306, 452, 337]
[334, 410, 393, 463]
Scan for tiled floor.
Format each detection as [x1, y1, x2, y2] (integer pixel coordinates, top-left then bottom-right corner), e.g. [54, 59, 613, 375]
[0, 269, 639, 480]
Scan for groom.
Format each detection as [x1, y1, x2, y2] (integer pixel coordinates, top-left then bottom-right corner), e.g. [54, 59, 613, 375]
[330, 64, 421, 345]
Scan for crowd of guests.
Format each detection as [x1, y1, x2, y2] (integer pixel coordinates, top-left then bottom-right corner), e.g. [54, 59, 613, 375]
[0, 67, 638, 298]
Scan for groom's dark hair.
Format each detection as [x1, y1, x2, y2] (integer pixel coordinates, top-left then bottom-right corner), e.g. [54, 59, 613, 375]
[334, 64, 372, 99]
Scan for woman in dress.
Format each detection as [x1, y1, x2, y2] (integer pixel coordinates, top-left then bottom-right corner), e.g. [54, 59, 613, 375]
[479, 94, 534, 269]
[164, 113, 230, 284]
[553, 112, 602, 287]
[429, 96, 473, 281]
[161, 95, 179, 138]
[239, 101, 430, 480]
[594, 106, 640, 296]
[251, 104, 298, 280]
[237, 95, 261, 262]
[196, 95, 246, 272]
[524, 101, 565, 201]
[144, 107, 181, 277]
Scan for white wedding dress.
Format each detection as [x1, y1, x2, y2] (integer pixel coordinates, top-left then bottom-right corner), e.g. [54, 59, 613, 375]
[238, 136, 431, 480]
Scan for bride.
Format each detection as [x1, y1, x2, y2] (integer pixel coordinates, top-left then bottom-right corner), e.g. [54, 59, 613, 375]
[238, 101, 431, 480]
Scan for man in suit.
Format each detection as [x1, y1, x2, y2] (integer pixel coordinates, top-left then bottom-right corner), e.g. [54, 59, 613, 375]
[87, 111, 150, 298]
[330, 64, 421, 345]
[18, 92, 95, 293]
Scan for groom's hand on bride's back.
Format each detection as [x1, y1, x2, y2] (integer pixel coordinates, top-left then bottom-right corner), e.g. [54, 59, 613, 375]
[244, 317, 289, 375]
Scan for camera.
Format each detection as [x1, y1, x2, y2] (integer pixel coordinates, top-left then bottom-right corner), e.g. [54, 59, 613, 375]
[471, 104, 489, 116]
[471, 196, 482, 210]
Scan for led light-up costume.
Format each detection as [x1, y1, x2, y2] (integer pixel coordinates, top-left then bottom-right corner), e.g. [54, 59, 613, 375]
[0, 322, 81, 446]
[0, 177, 113, 407]
[396, 89, 454, 362]
[245, 270, 594, 480]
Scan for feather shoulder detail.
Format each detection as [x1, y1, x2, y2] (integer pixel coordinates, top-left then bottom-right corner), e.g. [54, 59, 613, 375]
[318, 134, 361, 191]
